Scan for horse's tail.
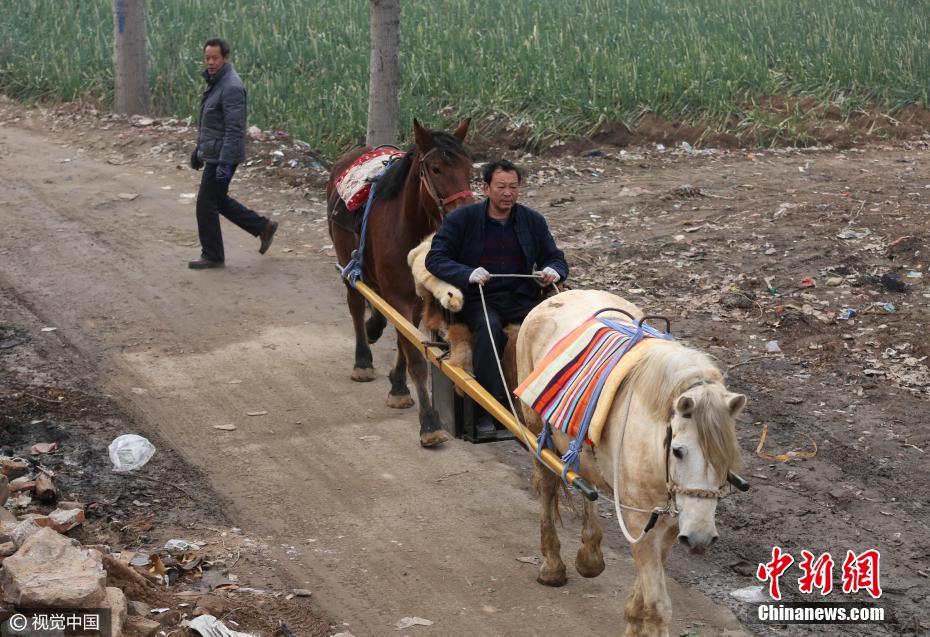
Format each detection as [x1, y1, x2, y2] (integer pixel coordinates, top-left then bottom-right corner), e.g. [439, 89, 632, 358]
[532, 458, 577, 526]
[326, 188, 342, 222]
[558, 480, 577, 521]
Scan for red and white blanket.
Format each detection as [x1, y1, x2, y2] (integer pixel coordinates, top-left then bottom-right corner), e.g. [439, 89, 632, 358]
[334, 148, 404, 211]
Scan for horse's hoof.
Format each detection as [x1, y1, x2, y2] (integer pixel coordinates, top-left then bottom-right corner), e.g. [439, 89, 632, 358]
[419, 429, 449, 447]
[536, 566, 567, 587]
[386, 393, 415, 409]
[575, 549, 606, 578]
[351, 367, 376, 382]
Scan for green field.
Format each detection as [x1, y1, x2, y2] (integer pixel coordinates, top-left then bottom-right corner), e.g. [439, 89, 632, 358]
[0, 0, 927, 156]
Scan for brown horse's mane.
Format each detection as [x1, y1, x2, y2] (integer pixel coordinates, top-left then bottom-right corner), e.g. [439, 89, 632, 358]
[374, 131, 471, 201]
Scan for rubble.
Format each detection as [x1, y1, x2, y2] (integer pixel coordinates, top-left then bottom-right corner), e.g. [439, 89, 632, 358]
[104, 587, 129, 637]
[11, 517, 43, 547]
[124, 615, 161, 637]
[48, 507, 85, 532]
[193, 593, 228, 617]
[8, 475, 34, 492]
[34, 473, 57, 503]
[2, 458, 30, 480]
[0, 527, 107, 607]
[29, 442, 58, 455]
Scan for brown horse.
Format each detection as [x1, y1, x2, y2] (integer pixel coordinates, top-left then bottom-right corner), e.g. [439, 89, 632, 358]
[327, 119, 475, 447]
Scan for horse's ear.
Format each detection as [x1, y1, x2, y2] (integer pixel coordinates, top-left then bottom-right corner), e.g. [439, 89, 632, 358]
[675, 395, 694, 418]
[727, 392, 747, 417]
[452, 117, 471, 142]
[413, 118, 434, 152]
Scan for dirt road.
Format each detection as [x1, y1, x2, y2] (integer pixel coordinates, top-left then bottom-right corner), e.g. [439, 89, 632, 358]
[0, 120, 748, 634]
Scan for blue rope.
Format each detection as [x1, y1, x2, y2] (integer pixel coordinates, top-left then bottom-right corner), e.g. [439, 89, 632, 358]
[536, 420, 553, 461]
[340, 161, 395, 287]
[555, 317, 674, 482]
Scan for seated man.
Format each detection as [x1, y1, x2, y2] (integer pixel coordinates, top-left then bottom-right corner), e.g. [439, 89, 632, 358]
[426, 159, 568, 434]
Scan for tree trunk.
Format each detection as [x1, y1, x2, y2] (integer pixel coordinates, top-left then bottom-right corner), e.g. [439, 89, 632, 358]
[366, 0, 400, 147]
[112, 0, 150, 115]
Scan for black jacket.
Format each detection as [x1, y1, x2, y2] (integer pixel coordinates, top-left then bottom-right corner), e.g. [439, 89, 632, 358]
[196, 63, 247, 166]
[426, 200, 568, 300]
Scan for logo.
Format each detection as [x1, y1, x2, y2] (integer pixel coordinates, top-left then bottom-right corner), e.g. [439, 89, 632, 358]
[757, 547, 882, 600]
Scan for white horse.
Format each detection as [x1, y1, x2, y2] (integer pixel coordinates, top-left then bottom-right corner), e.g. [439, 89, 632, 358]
[515, 290, 747, 637]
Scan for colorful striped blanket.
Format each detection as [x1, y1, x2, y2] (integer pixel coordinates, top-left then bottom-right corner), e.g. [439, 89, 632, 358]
[515, 316, 670, 447]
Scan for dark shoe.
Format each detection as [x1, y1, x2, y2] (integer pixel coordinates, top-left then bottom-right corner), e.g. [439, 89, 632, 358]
[188, 257, 224, 270]
[259, 220, 278, 254]
[475, 416, 497, 435]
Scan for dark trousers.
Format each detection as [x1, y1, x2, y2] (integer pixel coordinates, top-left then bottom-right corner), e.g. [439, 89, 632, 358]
[459, 292, 537, 404]
[196, 163, 268, 262]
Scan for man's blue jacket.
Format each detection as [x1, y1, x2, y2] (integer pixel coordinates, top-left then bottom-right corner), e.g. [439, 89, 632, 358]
[425, 199, 568, 300]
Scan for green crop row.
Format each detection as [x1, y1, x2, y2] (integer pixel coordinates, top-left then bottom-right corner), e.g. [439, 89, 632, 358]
[1, 0, 927, 157]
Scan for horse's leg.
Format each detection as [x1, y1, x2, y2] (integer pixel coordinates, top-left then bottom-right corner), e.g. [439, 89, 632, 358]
[575, 494, 606, 578]
[624, 577, 646, 637]
[624, 526, 672, 637]
[328, 208, 374, 382]
[386, 332, 415, 409]
[383, 295, 448, 446]
[366, 308, 387, 344]
[346, 284, 376, 382]
[534, 459, 567, 586]
[397, 335, 448, 446]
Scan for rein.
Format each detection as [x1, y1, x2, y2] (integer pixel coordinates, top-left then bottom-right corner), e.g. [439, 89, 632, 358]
[417, 147, 475, 221]
[477, 275, 560, 458]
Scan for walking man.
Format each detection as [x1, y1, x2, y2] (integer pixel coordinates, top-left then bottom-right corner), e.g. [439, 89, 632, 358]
[426, 160, 568, 434]
[188, 38, 277, 269]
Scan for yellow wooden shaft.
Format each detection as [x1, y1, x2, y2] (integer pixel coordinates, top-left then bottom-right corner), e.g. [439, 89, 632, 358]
[354, 280, 588, 487]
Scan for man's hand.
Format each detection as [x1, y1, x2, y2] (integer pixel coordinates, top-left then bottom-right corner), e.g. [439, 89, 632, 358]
[190, 148, 203, 170]
[469, 267, 491, 285]
[536, 266, 560, 286]
[215, 163, 233, 183]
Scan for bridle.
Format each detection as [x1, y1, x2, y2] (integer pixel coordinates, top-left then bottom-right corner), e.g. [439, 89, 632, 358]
[417, 147, 475, 220]
[662, 380, 731, 504]
[612, 373, 734, 544]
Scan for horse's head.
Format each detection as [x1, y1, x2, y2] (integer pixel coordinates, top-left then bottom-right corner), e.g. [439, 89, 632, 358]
[668, 380, 746, 554]
[413, 118, 476, 220]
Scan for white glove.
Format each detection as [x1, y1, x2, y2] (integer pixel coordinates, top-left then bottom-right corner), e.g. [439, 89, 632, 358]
[537, 266, 560, 286]
[469, 267, 491, 285]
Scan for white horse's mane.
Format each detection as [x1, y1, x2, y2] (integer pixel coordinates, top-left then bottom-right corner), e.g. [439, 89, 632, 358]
[626, 339, 742, 478]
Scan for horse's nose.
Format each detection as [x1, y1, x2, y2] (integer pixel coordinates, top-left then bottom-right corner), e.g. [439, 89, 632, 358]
[678, 533, 719, 553]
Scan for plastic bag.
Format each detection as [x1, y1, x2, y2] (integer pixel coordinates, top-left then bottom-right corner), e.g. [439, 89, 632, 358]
[108, 434, 156, 472]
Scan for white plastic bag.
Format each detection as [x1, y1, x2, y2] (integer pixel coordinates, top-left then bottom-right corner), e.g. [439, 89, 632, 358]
[189, 615, 257, 637]
[108, 434, 156, 472]
[730, 585, 766, 603]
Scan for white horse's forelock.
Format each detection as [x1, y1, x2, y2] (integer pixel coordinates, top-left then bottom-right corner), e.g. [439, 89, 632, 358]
[626, 339, 741, 479]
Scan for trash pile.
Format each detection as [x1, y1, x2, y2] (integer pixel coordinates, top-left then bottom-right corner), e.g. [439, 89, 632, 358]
[0, 435, 320, 637]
